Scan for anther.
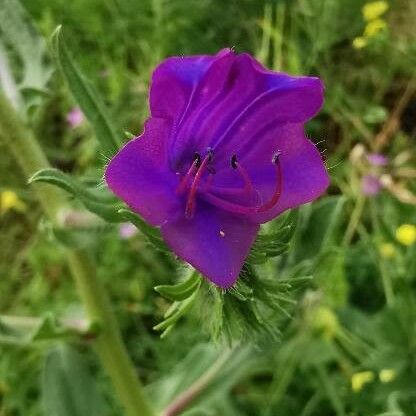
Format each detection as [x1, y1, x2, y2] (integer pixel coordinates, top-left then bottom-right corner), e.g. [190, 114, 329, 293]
[231, 154, 238, 169]
[272, 150, 281, 164]
[194, 152, 201, 168]
[207, 147, 214, 162]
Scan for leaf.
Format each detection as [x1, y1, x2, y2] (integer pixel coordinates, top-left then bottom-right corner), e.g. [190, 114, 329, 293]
[51, 26, 121, 155]
[29, 168, 122, 222]
[155, 271, 201, 301]
[0, 0, 52, 112]
[147, 343, 256, 412]
[0, 314, 96, 346]
[293, 196, 346, 261]
[29, 168, 114, 203]
[42, 345, 108, 416]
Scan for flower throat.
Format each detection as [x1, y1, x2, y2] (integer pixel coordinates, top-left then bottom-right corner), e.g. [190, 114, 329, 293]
[177, 149, 283, 218]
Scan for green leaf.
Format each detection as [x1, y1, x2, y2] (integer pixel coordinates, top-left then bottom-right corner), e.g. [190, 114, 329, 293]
[293, 196, 346, 261]
[51, 26, 121, 155]
[42, 345, 108, 416]
[0, 0, 52, 112]
[29, 168, 122, 222]
[29, 168, 114, 203]
[155, 271, 201, 301]
[0, 314, 97, 346]
[147, 343, 255, 412]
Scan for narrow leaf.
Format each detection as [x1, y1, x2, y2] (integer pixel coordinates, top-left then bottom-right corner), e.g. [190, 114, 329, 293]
[42, 345, 108, 416]
[51, 26, 121, 155]
[29, 168, 122, 222]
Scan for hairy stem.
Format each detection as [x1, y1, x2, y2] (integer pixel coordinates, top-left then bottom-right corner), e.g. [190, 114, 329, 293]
[0, 93, 154, 416]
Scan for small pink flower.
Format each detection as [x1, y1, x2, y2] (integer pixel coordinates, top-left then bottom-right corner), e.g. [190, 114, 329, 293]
[119, 222, 138, 239]
[66, 107, 84, 129]
[361, 175, 381, 196]
[366, 153, 388, 166]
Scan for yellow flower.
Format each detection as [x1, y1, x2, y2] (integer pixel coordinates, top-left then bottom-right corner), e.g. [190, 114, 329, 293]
[0, 190, 26, 214]
[395, 224, 416, 246]
[362, 1, 389, 22]
[364, 19, 387, 38]
[379, 369, 396, 383]
[379, 243, 396, 259]
[351, 371, 375, 392]
[353, 37, 368, 49]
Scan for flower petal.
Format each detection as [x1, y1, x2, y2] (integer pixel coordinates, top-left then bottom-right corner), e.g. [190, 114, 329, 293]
[245, 124, 329, 223]
[178, 53, 323, 163]
[161, 202, 259, 288]
[149, 48, 232, 122]
[105, 117, 180, 226]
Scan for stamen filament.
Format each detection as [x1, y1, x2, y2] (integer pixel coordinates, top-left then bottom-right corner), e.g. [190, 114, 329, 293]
[176, 160, 198, 194]
[185, 154, 211, 218]
[208, 157, 254, 196]
[203, 160, 282, 215]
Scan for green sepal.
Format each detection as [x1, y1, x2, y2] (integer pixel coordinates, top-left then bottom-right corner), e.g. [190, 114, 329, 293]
[153, 290, 199, 338]
[248, 210, 298, 265]
[154, 271, 201, 301]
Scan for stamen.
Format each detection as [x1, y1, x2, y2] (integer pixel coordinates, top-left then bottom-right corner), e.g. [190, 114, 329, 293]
[204, 154, 282, 215]
[257, 152, 282, 213]
[185, 153, 211, 218]
[209, 155, 254, 196]
[176, 156, 199, 194]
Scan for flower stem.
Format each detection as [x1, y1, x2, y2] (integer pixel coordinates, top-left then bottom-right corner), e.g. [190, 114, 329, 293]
[0, 93, 154, 416]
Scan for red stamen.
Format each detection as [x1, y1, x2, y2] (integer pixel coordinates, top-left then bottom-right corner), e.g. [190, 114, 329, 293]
[208, 159, 254, 196]
[176, 161, 198, 194]
[203, 160, 282, 215]
[185, 154, 211, 218]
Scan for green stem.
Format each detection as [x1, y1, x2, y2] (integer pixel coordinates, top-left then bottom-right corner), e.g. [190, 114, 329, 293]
[343, 194, 366, 247]
[0, 93, 154, 416]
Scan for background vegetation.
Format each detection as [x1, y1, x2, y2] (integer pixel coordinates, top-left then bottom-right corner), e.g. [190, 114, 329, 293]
[1, 0, 416, 415]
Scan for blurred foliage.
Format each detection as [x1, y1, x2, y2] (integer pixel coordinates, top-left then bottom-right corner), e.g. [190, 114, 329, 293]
[1, 0, 416, 415]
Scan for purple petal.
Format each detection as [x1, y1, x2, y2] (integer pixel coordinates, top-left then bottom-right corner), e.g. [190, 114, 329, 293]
[173, 53, 323, 166]
[105, 117, 181, 226]
[240, 124, 329, 223]
[161, 202, 259, 288]
[149, 49, 232, 123]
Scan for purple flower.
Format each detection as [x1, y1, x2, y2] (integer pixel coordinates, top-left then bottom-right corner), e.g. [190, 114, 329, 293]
[366, 153, 388, 166]
[361, 174, 381, 196]
[105, 49, 329, 287]
[66, 107, 84, 129]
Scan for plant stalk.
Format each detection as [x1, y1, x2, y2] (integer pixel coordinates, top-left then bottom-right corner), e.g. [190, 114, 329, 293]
[0, 93, 154, 416]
